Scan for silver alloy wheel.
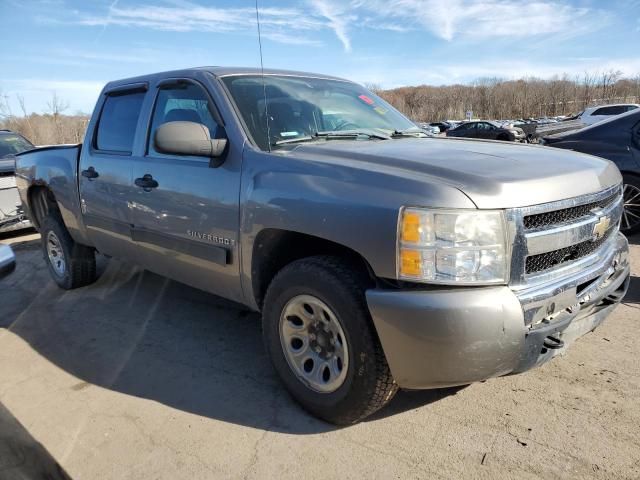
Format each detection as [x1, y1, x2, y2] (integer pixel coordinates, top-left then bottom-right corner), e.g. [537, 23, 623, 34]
[46, 231, 66, 277]
[279, 294, 349, 393]
[622, 183, 640, 232]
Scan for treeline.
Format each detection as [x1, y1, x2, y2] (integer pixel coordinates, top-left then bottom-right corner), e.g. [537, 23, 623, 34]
[373, 70, 640, 122]
[2, 70, 640, 143]
[0, 93, 89, 145]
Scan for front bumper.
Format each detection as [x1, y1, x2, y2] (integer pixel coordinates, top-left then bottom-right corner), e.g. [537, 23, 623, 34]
[366, 233, 630, 389]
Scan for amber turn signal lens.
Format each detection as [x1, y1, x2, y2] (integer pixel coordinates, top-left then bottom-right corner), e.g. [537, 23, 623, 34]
[401, 211, 421, 243]
[399, 249, 421, 277]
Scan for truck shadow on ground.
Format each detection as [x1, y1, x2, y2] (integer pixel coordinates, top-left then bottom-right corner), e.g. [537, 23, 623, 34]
[1, 247, 462, 434]
[0, 402, 72, 480]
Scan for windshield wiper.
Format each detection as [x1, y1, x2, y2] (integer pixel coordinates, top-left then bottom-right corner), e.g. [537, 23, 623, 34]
[273, 129, 391, 146]
[391, 129, 428, 138]
[273, 136, 315, 146]
[315, 129, 391, 140]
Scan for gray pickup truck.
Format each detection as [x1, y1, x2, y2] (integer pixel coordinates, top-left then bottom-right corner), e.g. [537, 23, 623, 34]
[15, 67, 630, 424]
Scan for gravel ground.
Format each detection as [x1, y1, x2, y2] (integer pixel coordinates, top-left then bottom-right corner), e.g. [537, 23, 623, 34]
[0, 230, 638, 480]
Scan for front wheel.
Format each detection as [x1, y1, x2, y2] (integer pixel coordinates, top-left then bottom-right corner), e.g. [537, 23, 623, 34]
[262, 256, 398, 425]
[621, 175, 640, 235]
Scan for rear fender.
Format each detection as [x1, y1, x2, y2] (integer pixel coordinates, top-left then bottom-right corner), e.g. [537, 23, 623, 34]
[16, 145, 93, 246]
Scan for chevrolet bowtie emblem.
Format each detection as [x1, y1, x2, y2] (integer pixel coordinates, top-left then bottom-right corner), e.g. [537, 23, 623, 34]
[592, 215, 611, 241]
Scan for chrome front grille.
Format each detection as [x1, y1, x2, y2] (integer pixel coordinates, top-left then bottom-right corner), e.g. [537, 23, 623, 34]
[525, 229, 613, 274]
[523, 191, 619, 230]
[509, 184, 624, 289]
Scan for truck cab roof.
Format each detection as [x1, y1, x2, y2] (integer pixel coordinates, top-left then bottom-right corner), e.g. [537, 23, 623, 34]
[103, 66, 353, 91]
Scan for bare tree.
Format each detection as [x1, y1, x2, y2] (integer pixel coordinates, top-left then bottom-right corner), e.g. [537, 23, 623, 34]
[376, 70, 640, 121]
[47, 92, 70, 143]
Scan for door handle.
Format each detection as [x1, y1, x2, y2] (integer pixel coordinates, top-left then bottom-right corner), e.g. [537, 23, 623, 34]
[135, 174, 159, 191]
[81, 166, 99, 179]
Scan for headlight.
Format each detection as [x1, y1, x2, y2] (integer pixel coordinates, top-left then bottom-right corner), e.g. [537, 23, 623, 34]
[398, 208, 508, 284]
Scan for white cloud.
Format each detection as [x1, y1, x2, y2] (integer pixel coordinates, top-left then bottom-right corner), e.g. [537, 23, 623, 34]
[358, 0, 608, 41]
[76, 3, 326, 46]
[60, 0, 612, 53]
[306, 0, 609, 50]
[313, 0, 355, 52]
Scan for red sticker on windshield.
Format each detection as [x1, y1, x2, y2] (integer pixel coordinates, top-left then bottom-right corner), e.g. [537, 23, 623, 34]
[358, 94, 374, 105]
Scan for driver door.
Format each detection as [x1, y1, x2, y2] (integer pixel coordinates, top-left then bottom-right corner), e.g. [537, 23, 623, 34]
[128, 78, 243, 303]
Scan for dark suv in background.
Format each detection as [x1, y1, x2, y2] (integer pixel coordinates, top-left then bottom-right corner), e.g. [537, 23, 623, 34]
[543, 109, 640, 234]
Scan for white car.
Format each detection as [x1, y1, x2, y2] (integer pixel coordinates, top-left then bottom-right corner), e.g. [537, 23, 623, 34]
[578, 104, 639, 125]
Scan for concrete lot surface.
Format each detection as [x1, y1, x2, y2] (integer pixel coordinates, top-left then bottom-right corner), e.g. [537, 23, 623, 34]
[0, 231, 639, 479]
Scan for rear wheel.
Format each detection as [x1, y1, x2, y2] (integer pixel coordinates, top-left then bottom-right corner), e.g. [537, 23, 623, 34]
[262, 256, 398, 425]
[621, 174, 640, 235]
[40, 215, 96, 289]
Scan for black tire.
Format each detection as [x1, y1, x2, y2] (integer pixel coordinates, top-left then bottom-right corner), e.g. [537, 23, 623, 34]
[621, 174, 640, 235]
[262, 255, 398, 425]
[497, 133, 510, 141]
[40, 215, 96, 289]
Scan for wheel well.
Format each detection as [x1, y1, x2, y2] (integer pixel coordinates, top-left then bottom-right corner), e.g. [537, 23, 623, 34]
[251, 229, 376, 309]
[27, 186, 59, 230]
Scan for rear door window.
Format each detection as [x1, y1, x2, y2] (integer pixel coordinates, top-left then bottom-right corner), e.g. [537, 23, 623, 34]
[95, 92, 145, 153]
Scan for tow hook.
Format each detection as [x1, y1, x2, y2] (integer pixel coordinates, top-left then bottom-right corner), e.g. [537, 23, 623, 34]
[543, 335, 564, 350]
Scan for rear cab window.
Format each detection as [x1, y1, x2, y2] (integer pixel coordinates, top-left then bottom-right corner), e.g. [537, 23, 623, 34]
[592, 106, 628, 116]
[95, 91, 146, 153]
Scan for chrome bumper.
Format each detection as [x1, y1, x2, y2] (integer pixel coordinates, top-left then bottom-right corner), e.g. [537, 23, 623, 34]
[366, 233, 630, 389]
[517, 233, 629, 326]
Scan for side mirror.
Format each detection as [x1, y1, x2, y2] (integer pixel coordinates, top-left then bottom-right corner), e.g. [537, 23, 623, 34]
[154, 121, 227, 161]
[0, 244, 16, 279]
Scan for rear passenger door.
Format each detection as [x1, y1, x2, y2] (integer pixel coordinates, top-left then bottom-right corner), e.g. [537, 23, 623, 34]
[475, 122, 492, 139]
[128, 77, 243, 303]
[465, 122, 479, 138]
[79, 85, 146, 259]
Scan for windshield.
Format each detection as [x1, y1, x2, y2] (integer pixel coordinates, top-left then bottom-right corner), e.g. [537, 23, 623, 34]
[0, 133, 34, 157]
[221, 75, 420, 150]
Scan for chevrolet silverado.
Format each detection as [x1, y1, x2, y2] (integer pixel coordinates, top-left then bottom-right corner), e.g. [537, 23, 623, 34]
[15, 67, 630, 424]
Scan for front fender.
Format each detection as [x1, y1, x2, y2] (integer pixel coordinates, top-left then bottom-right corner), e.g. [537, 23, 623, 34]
[239, 148, 475, 307]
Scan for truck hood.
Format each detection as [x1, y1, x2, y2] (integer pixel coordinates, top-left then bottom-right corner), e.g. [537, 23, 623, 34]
[290, 137, 621, 208]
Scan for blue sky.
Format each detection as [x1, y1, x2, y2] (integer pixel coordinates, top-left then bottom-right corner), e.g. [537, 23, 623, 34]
[1, 0, 639, 114]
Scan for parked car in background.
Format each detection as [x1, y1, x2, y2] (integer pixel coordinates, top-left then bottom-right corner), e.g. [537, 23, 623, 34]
[578, 104, 639, 125]
[543, 109, 640, 234]
[446, 121, 525, 142]
[0, 130, 34, 233]
[429, 122, 451, 133]
[418, 123, 439, 135]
